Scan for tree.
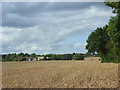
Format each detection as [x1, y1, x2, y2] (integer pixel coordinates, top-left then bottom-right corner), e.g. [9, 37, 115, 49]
[86, 25, 109, 54]
[2, 54, 6, 60]
[30, 53, 36, 58]
[5, 55, 10, 60]
[17, 53, 24, 57]
[73, 54, 84, 60]
[16, 53, 25, 61]
[85, 25, 116, 62]
[11, 53, 17, 61]
[25, 53, 30, 57]
[105, 1, 120, 63]
[63, 54, 72, 60]
[86, 1, 120, 63]
[51, 54, 57, 60]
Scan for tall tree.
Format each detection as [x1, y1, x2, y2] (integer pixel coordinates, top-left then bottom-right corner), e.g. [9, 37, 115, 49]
[86, 25, 109, 54]
[86, 1, 120, 63]
[105, 1, 120, 63]
[85, 25, 116, 62]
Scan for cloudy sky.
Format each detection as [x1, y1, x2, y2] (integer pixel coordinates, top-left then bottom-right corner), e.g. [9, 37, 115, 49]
[2, 2, 114, 54]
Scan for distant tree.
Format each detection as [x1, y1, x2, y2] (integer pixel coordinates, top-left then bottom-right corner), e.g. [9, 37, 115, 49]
[17, 53, 24, 57]
[30, 53, 36, 58]
[51, 54, 58, 60]
[5, 55, 10, 60]
[11, 53, 16, 60]
[51, 54, 73, 60]
[16, 53, 25, 61]
[73, 52, 76, 56]
[2, 54, 6, 60]
[73, 54, 84, 60]
[63, 54, 72, 60]
[25, 53, 30, 57]
[85, 52, 91, 57]
[45, 54, 53, 57]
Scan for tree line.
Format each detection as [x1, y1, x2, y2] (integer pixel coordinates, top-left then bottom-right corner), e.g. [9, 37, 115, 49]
[1, 52, 98, 62]
[86, 1, 120, 63]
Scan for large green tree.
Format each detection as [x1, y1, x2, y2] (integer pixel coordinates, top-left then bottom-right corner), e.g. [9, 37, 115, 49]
[86, 25, 109, 54]
[86, 1, 120, 63]
[105, 1, 120, 63]
[86, 25, 112, 62]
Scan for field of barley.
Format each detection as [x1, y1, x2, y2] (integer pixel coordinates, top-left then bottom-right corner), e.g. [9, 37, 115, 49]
[2, 57, 118, 88]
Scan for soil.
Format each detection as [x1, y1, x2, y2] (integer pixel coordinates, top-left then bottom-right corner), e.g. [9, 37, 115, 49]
[2, 57, 118, 88]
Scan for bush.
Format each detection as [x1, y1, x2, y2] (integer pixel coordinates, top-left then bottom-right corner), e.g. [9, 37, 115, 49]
[73, 54, 84, 60]
[2, 59, 13, 62]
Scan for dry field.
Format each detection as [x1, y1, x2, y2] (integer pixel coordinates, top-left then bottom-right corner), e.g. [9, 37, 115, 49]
[2, 57, 118, 88]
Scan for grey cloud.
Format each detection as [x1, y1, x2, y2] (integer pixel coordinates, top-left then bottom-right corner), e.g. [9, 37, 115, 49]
[2, 2, 112, 28]
[2, 2, 106, 15]
[2, 2, 49, 16]
[2, 2, 114, 54]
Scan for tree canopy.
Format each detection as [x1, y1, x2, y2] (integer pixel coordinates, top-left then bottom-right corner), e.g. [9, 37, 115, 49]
[86, 1, 120, 63]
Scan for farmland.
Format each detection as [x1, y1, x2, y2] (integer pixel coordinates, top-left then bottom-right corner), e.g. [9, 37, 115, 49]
[2, 57, 118, 88]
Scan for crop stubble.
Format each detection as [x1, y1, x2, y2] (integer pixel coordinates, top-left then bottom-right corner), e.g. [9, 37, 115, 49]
[2, 57, 118, 88]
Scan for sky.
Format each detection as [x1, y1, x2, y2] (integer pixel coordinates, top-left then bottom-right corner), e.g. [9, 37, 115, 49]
[2, 2, 114, 55]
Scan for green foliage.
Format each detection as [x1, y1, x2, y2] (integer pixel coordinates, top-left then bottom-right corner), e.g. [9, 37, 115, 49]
[30, 53, 36, 58]
[2, 53, 76, 61]
[5, 55, 10, 60]
[2, 53, 29, 62]
[86, 1, 120, 63]
[105, 1, 120, 63]
[51, 54, 73, 60]
[105, 2, 120, 14]
[25, 53, 30, 57]
[63, 54, 73, 60]
[2, 53, 99, 61]
[51, 54, 57, 60]
[2, 59, 13, 62]
[86, 25, 109, 54]
[11, 53, 16, 60]
[73, 54, 84, 60]
[17, 53, 24, 57]
[86, 24, 118, 63]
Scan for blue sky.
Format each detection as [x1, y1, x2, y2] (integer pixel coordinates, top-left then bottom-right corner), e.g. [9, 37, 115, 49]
[2, 2, 114, 54]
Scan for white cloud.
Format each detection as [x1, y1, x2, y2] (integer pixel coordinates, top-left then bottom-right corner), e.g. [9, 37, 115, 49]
[2, 2, 114, 54]
[73, 43, 87, 53]
[74, 43, 83, 48]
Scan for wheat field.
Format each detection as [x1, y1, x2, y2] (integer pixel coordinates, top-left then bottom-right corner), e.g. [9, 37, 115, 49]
[2, 57, 118, 88]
